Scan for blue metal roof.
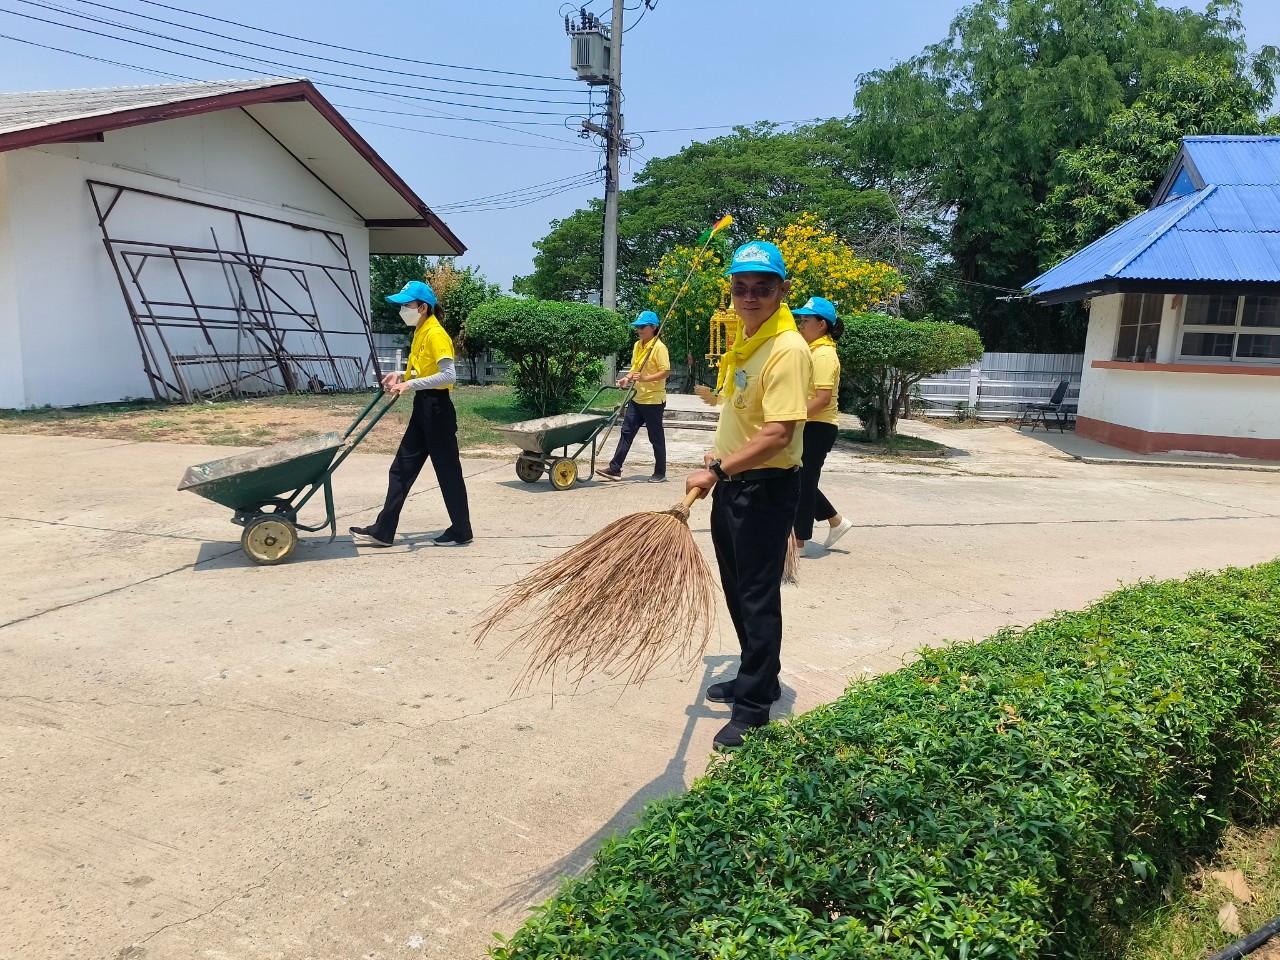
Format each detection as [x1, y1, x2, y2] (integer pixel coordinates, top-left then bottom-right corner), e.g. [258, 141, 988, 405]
[1183, 136, 1280, 186]
[1027, 136, 1280, 302]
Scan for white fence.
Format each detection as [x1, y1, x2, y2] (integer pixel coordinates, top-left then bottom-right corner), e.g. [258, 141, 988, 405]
[917, 352, 1084, 419]
[370, 332, 509, 385]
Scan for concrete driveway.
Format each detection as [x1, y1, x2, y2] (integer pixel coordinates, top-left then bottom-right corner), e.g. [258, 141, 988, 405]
[2, 426, 1278, 960]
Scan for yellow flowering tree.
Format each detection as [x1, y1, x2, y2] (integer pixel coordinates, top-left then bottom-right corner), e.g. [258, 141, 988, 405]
[644, 240, 730, 387]
[760, 213, 904, 311]
[644, 214, 904, 386]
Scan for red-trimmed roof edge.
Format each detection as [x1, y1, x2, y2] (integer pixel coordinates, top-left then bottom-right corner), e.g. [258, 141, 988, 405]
[0, 78, 464, 255]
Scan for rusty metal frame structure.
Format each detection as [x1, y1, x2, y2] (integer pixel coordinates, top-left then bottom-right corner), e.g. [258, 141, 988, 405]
[89, 179, 382, 403]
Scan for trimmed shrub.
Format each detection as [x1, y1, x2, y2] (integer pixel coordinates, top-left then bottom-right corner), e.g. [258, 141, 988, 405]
[838, 313, 983, 439]
[493, 561, 1280, 959]
[466, 297, 627, 415]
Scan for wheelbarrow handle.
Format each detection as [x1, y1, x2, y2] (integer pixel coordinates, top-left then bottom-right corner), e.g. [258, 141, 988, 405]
[343, 387, 396, 439]
[327, 388, 399, 477]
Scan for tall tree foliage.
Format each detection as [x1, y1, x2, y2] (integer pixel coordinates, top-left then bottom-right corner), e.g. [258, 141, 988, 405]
[1039, 55, 1277, 266]
[852, 0, 1273, 350]
[515, 124, 942, 315]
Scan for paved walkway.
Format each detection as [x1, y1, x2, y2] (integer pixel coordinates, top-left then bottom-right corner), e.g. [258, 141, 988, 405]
[2, 429, 1279, 959]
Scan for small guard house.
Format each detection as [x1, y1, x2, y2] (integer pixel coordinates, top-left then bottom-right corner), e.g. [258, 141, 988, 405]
[1026, 135, 1280, 459]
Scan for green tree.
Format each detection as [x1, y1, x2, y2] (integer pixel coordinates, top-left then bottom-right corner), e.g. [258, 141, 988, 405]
[443, 269, 502, 385]
[369, 255, 429, 334]
[515, 124, 936, 312]
[852, 0, 1274, 350]
[838, 314, 983, 440]
[465, 298, 628, 415]
[1039, 56, 1274, 266]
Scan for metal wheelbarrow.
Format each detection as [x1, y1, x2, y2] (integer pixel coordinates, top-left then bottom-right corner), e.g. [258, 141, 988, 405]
[178, 390, 398, 564]
[496, 386, 622, 491]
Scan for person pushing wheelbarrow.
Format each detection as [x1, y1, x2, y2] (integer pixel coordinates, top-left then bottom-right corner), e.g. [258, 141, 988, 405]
[350, 279, 474, 548]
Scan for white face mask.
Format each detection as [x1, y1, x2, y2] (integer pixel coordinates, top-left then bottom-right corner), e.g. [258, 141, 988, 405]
[399, 305, 421, 326]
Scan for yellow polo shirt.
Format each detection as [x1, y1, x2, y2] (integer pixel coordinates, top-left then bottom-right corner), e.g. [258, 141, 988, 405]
[405, 317, 455, 390]
[809, 341, 841, 426]
[630, 337, 670, 405]
[713, 328, 812, 470]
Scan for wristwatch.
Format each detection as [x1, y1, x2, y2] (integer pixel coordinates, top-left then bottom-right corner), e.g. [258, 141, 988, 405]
[709, 459, 730, 482]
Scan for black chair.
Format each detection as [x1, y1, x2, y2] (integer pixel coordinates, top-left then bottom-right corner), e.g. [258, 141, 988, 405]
[1018, 380, 1072, 433]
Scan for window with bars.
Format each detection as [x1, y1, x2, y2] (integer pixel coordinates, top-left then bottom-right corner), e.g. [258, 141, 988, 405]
[1114, 293, 1163, 362]
[1180, 294, 1280, 362]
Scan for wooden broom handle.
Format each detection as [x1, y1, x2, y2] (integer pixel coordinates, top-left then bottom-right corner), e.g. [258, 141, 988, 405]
[682, 487, 706, 508]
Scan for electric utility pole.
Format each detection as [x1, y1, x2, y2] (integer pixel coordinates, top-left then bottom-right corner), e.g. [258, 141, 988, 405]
[567, 2, 629, 310]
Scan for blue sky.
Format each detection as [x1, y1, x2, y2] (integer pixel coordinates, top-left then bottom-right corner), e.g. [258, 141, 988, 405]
[1, 0, 1277, 290]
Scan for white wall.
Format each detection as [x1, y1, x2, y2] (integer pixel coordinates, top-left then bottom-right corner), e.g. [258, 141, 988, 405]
[2, 108, 372, 408]
[0, 155, 25, 408]
[1081, 292, 1280, 443]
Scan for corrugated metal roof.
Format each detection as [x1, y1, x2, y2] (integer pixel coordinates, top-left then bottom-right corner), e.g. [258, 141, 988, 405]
[1027, 136, 1280, 300]
[0, 79, 291, 137]
[1183, 136, 1280, 186]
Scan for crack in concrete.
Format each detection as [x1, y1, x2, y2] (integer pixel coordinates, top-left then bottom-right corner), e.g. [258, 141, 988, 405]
[129, 855, 289, 948]
[0, 514, 210, 542]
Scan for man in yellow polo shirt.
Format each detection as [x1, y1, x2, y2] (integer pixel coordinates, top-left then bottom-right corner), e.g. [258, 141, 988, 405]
[684, 240, 813, 750]
[600, 311, 671, 482]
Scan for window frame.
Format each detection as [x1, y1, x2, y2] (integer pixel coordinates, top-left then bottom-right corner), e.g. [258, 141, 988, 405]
[1112, 293, 1164, 363]
[1177, 293, 1280, 365]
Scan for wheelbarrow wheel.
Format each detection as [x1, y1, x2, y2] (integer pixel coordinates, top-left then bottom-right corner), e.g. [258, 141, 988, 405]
[515, 454, 544, 483]
[549, 457, 578, 491]
[241, 514, 298, 565]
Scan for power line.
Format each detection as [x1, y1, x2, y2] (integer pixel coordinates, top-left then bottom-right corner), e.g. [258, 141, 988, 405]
[0, 27, 193, 80]
[435, 170, 602, 211]
[43, 0, 583, 93]
[444, 182, 603, 214]
[7, 1, 590, 112]
[130, 0, 576, 83]
[347, 115, 595, 152]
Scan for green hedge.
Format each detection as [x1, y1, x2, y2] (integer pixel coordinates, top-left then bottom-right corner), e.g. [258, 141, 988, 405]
[493, 562, 1280, 959]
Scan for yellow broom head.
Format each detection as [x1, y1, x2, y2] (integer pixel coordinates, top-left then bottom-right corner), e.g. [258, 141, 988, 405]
[473, 498, 717, 690]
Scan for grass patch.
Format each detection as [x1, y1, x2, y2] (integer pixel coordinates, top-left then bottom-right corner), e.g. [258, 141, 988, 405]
[1120, 824, 1280, 960]
[837, 427, 947, 455]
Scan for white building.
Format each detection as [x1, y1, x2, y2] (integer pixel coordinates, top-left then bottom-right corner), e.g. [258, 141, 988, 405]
[1027, 136, 1280, 460]
[0, 78, 463, 409]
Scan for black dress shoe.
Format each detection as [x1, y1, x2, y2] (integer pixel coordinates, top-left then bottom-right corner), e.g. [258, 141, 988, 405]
[706, 681, 781, 705]
[706, 681, 735, 703]
[432, 529, 473, 547]
[713, 719, 765, 752]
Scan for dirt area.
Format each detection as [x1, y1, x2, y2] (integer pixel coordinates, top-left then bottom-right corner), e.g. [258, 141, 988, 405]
[1121, 824, 1280, 959]
[0, 388, 534, 456]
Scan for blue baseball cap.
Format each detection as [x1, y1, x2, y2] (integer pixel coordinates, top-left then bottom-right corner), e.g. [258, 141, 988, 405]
[791, 296, 838, 324]
[385, 279, 438, 307]
[631, 310, 660, 328]
[725, 240, 786, 279]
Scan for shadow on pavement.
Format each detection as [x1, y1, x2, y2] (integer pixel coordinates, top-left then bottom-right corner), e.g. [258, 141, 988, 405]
[496, 652, 795, 914]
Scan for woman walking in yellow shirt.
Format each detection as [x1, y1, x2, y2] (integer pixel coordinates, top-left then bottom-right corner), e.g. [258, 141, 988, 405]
[350, 280, 473, 548]
[792, 297, 854, 559]
[599, 311, 671, 483]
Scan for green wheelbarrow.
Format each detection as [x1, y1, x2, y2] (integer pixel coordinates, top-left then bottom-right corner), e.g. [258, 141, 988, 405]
[496, 386, 622, 491]
[178, 390, 398, 564]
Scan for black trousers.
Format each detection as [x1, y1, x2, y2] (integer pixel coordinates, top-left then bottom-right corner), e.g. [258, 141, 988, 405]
[369, 389, 471, 541]
[710, 471, 800, 725]
[608, 400, 666, 476]
[795, 421, 840, 541]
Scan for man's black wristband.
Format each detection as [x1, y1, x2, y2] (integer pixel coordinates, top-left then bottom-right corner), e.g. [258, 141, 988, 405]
[709, 459, 730, 482]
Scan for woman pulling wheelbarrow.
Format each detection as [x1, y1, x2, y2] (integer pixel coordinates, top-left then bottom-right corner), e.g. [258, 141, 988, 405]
[350, 279, 474, 548]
